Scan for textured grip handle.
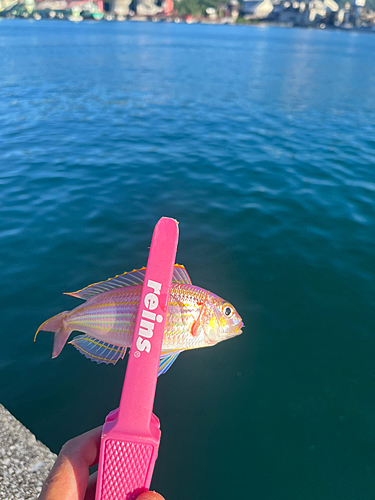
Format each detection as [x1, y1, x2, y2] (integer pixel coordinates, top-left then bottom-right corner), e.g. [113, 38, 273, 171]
[99, 438, 153, 500]
[96, 410, 161, 500]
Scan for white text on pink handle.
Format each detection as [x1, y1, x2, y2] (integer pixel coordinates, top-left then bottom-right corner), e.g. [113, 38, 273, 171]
[136, 280, 163, 353]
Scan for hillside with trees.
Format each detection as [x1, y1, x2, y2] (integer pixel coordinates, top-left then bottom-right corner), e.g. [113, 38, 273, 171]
[174, 0, 375, 17]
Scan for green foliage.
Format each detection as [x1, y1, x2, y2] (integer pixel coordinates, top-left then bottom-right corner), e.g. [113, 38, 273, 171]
[235, 15, 252, 23]
[175, 0, 375, 19]
[174, 0, 224, 16]
[174, 0, 202, 16]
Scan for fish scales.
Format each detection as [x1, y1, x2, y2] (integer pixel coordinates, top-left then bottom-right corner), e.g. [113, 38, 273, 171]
[66, 284, 210, 350]
[163, 283, 209, 349]
[67, 286, 141, 346]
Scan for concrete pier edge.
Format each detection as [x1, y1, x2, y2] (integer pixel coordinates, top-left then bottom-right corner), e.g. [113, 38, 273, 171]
[0, 404, 56, 500]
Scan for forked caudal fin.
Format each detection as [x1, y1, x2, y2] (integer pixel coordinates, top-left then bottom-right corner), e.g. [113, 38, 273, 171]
[34, 311, 72, 359]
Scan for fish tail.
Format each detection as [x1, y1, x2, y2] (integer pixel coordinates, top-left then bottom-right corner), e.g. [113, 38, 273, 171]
[34, 311, 72, 358]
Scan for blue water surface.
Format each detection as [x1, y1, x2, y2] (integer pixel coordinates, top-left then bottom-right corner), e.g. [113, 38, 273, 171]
[0, 20, 374, 500]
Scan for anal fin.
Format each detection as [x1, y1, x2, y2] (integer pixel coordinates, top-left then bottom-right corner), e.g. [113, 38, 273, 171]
[158, 349, 181, 376]
[69, 335, 127, 365]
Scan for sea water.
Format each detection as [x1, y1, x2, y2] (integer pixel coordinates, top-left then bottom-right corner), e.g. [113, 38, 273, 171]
[0, 20, 374, 500]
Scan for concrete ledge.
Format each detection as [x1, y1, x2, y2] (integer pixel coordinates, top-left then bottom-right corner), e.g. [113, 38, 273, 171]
[0, 404, 56, 500]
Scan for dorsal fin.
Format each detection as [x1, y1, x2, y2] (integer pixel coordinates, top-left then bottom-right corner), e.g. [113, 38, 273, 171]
[172, 264, 191, 286]
[65, 264, 191, 301]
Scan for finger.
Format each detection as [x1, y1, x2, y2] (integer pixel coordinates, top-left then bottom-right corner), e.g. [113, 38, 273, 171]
[61, 426, 103, 469]
[38, 426, 102, 500]
[84, 471, 98, 500]
[84, 473, 164, 500]
[136, 492, 165, 500]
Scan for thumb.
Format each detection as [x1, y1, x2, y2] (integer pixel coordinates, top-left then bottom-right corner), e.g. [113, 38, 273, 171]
[137, 492, 165, 500]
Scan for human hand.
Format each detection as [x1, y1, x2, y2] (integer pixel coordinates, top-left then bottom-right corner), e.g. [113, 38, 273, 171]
[38, 426, 164, 500]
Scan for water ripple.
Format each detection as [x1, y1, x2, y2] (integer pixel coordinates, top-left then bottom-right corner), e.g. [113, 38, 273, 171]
[0, 21, 374, 500]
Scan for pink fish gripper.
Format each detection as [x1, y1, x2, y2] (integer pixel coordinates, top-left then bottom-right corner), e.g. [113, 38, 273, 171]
[95, 217, 179, 500]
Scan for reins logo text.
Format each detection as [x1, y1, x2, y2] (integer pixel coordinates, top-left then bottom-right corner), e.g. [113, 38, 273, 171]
[136, 279, 163, 354]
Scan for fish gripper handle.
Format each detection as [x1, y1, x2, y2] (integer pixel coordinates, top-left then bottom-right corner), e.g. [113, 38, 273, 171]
[95, 217, 179, 500]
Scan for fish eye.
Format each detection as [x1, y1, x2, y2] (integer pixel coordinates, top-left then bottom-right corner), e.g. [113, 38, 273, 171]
[222, 304, 234, 318]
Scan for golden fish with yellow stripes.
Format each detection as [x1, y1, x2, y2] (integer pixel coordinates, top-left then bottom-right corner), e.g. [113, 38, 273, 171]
[35, 265, 243, 375]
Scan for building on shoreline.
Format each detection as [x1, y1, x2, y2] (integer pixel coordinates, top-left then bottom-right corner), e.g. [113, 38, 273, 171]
[0, 0, 174, 19]
[239, 0, 374, 28]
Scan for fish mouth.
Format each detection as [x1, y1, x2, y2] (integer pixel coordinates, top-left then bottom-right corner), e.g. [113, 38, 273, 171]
[236, 321, 244, 335]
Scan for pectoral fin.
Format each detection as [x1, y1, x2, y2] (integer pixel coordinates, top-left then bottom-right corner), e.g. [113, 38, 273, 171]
[191, 302, 204, 337]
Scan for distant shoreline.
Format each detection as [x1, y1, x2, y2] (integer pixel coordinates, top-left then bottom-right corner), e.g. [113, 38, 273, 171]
[0, 16, 374, 32]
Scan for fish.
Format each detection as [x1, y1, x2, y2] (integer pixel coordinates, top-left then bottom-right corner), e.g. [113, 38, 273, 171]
[35, 264, 243, 376]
